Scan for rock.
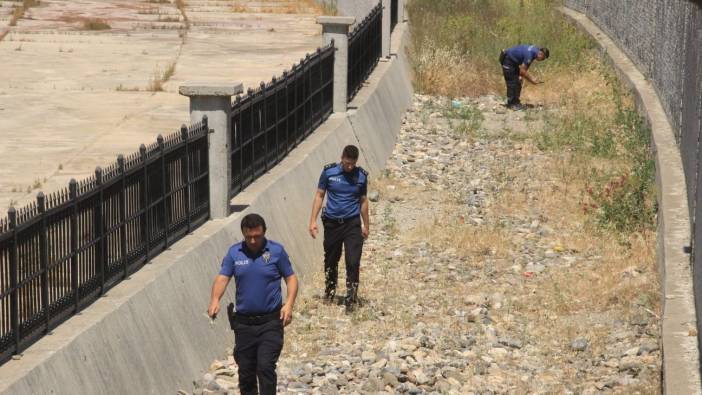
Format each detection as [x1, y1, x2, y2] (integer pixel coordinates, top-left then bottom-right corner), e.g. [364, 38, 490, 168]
[361, 350, 376, 362]
[411, 368, 430, 385]
[619, 356, 643, 373]
[368, 190, 380, 202]
[209, 360, 225, 371]
[319, 384, 339, 394]
[639, 342, 659, 355]
[372, 358, 388, 369]
[571, 338, 588, 351]
[498, 337, 523, 349]
[361, 377, 384, 391]
[489, 347, 509, 360]
[383, 371, 400, 387]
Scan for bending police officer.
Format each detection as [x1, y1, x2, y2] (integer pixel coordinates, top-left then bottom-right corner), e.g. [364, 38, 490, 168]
[499, 44, 550, 110]
[207, 213, 298, 395]
[308, 145, 369, 313]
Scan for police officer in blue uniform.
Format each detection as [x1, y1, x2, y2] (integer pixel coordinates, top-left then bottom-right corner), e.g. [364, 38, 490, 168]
[308, 145, 369, 313]
[499, 44, 549, 109]
[208, 213, 298, 395]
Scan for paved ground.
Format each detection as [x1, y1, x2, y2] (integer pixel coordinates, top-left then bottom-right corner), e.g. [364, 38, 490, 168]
[0, 0, 322, 211]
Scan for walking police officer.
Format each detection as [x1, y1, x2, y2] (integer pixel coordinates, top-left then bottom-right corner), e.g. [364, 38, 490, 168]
[308, 145, 369, 313]
[207, 213, 298, 395]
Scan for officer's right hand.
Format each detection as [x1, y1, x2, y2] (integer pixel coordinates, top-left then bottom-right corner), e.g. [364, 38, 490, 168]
[309, 222, 318, 239]
[207, 300, 220, 319]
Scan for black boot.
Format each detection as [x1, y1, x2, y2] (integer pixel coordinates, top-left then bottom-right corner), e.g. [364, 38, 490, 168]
[344, 283, 359, 314]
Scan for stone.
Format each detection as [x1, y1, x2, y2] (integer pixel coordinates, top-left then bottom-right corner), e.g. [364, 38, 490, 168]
[571, 338, 588, 351]
[362, 350, 377, 362]
[369, 190, 380, 202]
[383, 371, 400, 387]
[498, 337, 523, 349]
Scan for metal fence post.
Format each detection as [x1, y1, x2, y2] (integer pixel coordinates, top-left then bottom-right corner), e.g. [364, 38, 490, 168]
[158, 135, 168, 250]
[37, 192, 49, 333]
[247, 87, 255, 183]
[94, 167, 104, 295]
[399, 0, 406, 22]
[317, 16, 355, 113]
[181, 125, 192, 234]
[179, 82, 243, 219]
[260, 82, 269, 172]
[117, 155, 127, 277]
[8, 207, 19, 355]
[304, 54, 310, 135]
[69, 179, 78, 312]
[139, 146, 150, 264]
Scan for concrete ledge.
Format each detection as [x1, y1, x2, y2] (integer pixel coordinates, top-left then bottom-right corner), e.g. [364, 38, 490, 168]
[316, 16, 355, 25]
[0, 18, 413, 395]
[560, 7, 701, 395]
[348, 21, 413, 172]
[178, 82, 244, 97]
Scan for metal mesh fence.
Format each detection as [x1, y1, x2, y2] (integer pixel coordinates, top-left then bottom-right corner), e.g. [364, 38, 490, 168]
[566, 0, 702, 369]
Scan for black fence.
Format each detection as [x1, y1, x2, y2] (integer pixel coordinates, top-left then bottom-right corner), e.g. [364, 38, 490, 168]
[0, 120, 210, 365]
[229, 45, 335, 196]
[0, 0, 392, 368]
[347, 3, 383, 102]
[391, 0, 398, 32]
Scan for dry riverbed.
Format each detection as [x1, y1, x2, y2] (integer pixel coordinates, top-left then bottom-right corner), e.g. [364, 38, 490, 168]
[188, 95, 661, 394]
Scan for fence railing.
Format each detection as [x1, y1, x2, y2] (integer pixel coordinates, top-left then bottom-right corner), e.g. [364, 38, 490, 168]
[0, 120, 210, 365]
[229, 44, 335, 197]
[0, 0, 394, 368]
[347, 3, 383, 102]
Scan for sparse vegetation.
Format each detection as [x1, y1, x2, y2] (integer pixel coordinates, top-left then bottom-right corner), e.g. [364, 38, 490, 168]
[444, 101, 484, 136]
[146, 62, 177, 92]
[408, 0, 593, 98]
[405, 2, 659, 391]
[230, 0, 336, 15]
[82, 18, 111, 31]
[8, 0, 40, 28]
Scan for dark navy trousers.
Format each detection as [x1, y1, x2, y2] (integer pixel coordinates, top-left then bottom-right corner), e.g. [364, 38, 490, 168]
[233, 319, 284, 395]
[322, 216, 363, 303]
[501, 60, 522, 106]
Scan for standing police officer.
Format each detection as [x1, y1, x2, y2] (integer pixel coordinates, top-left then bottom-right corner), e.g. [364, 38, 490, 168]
[308, 145, 369, 313]
[499, 44, 549, 110]
[208, 213, 298, 395]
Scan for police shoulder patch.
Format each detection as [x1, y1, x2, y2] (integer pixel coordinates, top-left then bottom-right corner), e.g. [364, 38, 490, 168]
[323, 162, 337, 170]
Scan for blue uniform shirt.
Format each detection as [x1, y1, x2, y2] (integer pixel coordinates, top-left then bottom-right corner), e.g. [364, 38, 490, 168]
[318, 163, 368, 219]
[219, 239, 294, 315]
[504, 44, 540, 67]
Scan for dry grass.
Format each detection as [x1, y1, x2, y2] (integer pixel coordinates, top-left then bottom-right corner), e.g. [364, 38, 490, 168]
[230, 0, 336, 15]
[408, 0, 595, 99]
[146, 62, 176, 92]
[8, 0, 39, 27]
[407, 220, 514, 261]
[82, 18, 111, 30]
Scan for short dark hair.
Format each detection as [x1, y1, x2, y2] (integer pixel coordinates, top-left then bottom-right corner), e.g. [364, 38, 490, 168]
[342, 145, 359, 160]
[241, 213, 267, 232]
[540, 47, 550, 59]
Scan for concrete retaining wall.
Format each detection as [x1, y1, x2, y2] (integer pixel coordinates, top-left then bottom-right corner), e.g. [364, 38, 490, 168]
[560, 7, 701, 395]
[0, 21, 413, 395]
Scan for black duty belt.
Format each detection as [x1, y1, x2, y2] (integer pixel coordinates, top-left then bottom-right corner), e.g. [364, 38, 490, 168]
[323, 215, 359, 224]
[230, 307, 281, 326]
